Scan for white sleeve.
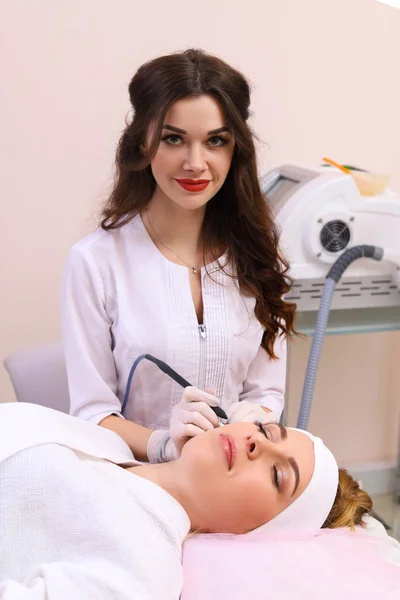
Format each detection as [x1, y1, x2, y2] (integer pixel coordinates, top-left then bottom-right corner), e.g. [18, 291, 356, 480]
[61, 244, 123, 424]
[239, 334, 287, 419]
[0, 561, 151, 600]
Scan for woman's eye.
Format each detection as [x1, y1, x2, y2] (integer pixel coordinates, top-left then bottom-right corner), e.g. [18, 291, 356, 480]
[208, 135, 228, 147]
[257, 422, 271, 440]
[162, 135, 182, 145]
[273, 465, 282, 492]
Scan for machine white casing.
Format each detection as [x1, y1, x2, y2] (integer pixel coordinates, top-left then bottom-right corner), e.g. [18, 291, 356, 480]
[261, 164, 400, 312]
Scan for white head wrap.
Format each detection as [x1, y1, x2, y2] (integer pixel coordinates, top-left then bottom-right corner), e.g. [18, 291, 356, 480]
[259, 428, 339, 533]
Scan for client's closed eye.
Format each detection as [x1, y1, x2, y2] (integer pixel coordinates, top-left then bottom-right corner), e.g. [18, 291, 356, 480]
[256, 423, 283, 491]
[257, 422, 271, 440]
[256, 422, 283, 443]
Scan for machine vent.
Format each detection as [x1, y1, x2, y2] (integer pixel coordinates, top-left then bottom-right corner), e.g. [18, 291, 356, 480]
[286, 276, 400, 311]
[319, 220, 351, 253]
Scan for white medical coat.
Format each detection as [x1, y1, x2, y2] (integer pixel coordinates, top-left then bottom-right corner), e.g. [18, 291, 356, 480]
[61, 214, 287, 427]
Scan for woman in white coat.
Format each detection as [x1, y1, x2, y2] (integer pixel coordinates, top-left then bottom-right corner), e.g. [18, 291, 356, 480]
[61, 49, 296, 462]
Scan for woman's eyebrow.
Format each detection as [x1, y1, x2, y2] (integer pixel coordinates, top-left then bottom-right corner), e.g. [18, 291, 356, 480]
[162, 124, 230, 135]
[163, 124, 186, 134]
[288, 457, 300, 497]
[276, 423, 287, 440]
[208, 127, 230, 135]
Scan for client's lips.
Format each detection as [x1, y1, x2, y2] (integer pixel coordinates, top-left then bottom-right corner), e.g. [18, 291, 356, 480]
[175, 178, 211, 192]
[219, 434, 236, 470]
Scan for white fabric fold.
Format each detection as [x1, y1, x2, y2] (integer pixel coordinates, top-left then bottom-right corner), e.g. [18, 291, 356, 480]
[0, 403, 190, 600]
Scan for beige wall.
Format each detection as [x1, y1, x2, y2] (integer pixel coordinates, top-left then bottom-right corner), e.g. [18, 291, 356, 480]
[1, 0, 399, 465]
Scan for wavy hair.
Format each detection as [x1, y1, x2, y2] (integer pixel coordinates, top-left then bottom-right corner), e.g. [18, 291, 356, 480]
[322, 469, 373, 531]
[100, 49, 296, 356]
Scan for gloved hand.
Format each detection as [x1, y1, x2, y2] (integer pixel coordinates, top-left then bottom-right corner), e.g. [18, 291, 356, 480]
[226, 400, 278, 425]
[147, 386, 220, 463]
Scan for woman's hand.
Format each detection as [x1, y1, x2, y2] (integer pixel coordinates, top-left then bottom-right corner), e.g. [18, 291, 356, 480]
[169, 386, 220, 455]
[146, 386, 221, 463]
[226, 400, 278, 425]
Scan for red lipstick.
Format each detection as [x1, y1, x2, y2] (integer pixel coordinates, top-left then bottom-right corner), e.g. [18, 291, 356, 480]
[175, 178, 210, 192]
[219, 434, 236, 470]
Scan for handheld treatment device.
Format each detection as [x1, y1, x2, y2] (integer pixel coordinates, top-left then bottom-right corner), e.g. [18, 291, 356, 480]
[121, 353, 228, 421]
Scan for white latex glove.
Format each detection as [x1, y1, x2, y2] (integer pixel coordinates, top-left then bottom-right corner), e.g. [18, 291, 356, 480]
[147, 386, 220, 463]
[226, 400, 278, 425]
[170, 386, 220, 455]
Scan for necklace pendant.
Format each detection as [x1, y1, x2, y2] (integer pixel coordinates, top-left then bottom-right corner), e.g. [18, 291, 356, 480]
[192, 266, 197, 274]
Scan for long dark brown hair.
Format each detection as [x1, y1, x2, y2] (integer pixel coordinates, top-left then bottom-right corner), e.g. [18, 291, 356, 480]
[101, 49, 296, 357]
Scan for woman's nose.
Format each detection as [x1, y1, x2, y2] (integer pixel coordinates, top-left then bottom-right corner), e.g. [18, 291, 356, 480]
[246, 433, 265, 460]
[246, 433, 280, 461]
[182, 144, 207, 172]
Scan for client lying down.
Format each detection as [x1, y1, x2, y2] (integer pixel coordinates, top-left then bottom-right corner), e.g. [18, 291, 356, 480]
[0, 402, 371, 599]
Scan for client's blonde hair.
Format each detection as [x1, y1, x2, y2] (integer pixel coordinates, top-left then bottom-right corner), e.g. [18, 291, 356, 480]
[322, 468, 373, 531]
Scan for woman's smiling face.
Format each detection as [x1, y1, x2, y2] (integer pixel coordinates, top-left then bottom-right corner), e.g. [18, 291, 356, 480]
[179, 421, 315, 534]
[148, 94, 235, 213]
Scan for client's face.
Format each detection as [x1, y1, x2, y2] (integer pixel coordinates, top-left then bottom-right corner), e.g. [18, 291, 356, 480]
[179, 421, 315, 534]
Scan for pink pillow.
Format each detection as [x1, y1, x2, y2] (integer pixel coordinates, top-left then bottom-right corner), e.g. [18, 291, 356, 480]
[182, 528, 400, 599]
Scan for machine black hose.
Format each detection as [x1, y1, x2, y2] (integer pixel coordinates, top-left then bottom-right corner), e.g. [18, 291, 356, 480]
[122, 354, 228, 420]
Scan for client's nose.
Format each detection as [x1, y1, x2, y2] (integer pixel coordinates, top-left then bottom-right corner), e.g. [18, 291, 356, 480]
[246, 433, 268, 460]
[245, 431, 284, 462]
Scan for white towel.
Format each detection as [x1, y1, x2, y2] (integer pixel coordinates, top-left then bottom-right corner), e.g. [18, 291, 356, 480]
[0, 403, 190, 599]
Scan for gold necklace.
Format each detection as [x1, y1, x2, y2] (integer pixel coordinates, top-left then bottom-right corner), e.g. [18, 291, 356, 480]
[145, 209, 199, 274]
